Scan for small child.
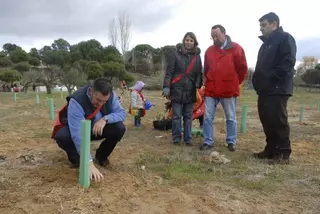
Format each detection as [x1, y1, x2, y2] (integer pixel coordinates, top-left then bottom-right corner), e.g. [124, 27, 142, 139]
[129, 81, 146, 127]
[120, 80, 127, 96]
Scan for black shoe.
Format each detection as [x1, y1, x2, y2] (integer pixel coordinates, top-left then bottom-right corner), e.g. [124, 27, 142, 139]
[173, 141, 181, 145]
[185, 141, 193, 146]
[252, 150, 273, 159]
[94, 158, 110, 167]
[70, 163, 79, 169]
[227, 144, 236, 152]
[268, 158, 290, 165]
[200, 143, 213, 151]
[268, 153, 290, 165]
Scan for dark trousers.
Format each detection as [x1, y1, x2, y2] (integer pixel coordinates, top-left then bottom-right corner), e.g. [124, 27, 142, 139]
[258, 95, 291, 158]
[55, 122, 126, 165]
[198, 116, 204, 127]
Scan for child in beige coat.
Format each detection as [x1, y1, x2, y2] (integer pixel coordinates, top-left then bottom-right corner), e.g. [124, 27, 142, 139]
[129, 81, 146, 127]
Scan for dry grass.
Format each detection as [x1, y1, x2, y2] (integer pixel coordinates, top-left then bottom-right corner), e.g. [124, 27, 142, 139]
[0, 89, 320, 213]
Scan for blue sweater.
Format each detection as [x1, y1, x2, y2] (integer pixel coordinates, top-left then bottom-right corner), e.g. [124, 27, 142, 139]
[67, 88, 126, 161]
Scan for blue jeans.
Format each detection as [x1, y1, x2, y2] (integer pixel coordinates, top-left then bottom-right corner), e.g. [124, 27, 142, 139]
[203, 97, 237, 146]
[172, 102, 194, 143]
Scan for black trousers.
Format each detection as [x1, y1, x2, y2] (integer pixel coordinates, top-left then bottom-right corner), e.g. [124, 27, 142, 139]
[198, 116, 204, 127]
[55, 122, 126, 165]
[258, 95, 291, 158]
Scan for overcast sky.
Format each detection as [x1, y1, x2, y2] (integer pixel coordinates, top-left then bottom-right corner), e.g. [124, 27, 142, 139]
[1, 0, 319, 67]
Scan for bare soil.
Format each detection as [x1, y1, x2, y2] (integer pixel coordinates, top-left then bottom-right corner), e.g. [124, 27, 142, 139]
[0, 90, 320, 214]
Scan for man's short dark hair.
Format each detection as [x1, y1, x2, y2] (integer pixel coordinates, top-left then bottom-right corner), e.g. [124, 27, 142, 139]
[212, 25, 226, 34]
[259, 12, 280, 27]
[92, 77, 113, 96]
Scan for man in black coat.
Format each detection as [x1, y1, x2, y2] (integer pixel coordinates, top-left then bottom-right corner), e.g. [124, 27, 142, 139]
[252, 12, 297, 164]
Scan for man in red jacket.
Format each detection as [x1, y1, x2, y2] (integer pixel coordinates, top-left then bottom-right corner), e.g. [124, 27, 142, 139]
[200, 25, 248, 151]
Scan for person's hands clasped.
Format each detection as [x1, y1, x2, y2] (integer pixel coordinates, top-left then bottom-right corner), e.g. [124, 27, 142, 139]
[93, 118, 106, 136]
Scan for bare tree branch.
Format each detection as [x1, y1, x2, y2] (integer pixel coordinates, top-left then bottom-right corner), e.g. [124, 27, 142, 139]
[296, 56, 319, 76]
[108, 18, 118, 48]
[20, 69, 42, 93]
[118, 11, 131, 56]
[58, 65, 87, 96]
[37, 66, 59, 94]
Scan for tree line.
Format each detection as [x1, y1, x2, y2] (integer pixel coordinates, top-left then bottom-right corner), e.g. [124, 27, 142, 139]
[0, 40, 179, 94]
[294, 56, 320, 91]
[0, 39, 137, 95]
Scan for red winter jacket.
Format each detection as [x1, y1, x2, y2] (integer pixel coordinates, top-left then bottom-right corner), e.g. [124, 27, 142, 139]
[204, 36, 248, 98]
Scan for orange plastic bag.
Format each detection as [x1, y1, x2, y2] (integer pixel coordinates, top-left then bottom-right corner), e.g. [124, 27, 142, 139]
[166, 88, 204, 120]
[193, 89, 203, 110]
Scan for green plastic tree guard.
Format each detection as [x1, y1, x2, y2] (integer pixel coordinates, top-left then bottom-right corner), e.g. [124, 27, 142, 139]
[36, 94, 40, 105]
[79, 119, 91, 188]
[49, 98, 54, 120]
[299, 105, 304, 122]
[240, 104, 248, 133]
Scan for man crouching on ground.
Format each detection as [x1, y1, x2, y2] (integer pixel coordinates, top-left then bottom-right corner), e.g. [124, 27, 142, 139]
[54, 77, 126, 182]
